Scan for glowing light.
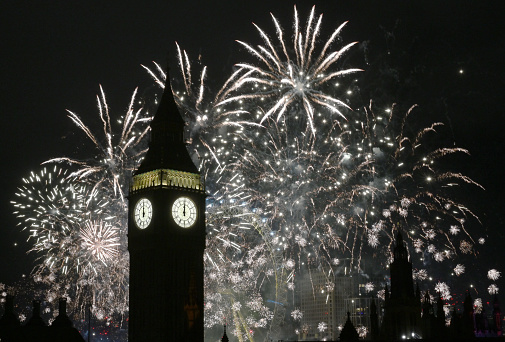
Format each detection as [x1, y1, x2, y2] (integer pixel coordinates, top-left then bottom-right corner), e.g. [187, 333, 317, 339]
[217, 5, 361, 135]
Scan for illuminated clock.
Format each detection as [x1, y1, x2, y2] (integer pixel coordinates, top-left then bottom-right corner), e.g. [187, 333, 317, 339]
[134, 198, 153, 229]
[172, 197, 197, 228]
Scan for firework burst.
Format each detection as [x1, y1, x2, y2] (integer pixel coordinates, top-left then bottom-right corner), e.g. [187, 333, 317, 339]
[218, 5, 361, 134]
[143, 44, 261, 179]
[11, 166, 128, 318]
[191, 6, 486, 337]
[12, 85, 150, 321]
[45, 85, 150, 202]
[79, 220, 120, 265]
[11, 5, 494, 340]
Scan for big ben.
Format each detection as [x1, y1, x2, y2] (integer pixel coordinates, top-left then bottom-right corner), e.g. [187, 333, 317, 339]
[128, 65, 206, 341]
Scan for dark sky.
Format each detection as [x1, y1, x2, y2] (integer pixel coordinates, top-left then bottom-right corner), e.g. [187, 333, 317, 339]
[0, 0, 504, 295]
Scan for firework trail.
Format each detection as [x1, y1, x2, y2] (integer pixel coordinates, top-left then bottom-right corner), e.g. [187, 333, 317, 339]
[11, 166, 128, 319]
[225, 99, 484, 279]
[45, 85, 150, 203]
[11, 5, 493, 341]
[79, 220, 120, 265]
[143, 6, 486, 339]
[143, 47, 281, 340]
[204, 200, 276, 336]
[12, 166, 108, 275]
[217, 5, 361, 135]
[214, 6, 486, 333]
[12, 86, 149, 321]
[142, 43, 261, 180]
[39, 86, 149, 318]
[190, 6, 362, 338]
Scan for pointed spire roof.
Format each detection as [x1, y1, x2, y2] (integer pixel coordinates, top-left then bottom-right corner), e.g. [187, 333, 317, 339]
[393, 231, 409, 261]
[26, 300, 46, 327]
[135, 59, 198, 175]
[221, 324, 229, 342]
[340, 312, 359, 341]
[52, 298, 73, 328]
[396, 230, 403, 243]
[0, 295, 20, 327]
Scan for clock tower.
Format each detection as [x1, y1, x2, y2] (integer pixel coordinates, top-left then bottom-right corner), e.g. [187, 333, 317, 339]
[128, 65, 206, 341]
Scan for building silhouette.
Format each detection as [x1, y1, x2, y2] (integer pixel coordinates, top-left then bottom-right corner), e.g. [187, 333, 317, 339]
[127, 62, 206, 341]
[339, 312, 359, 342]
[279, 232, 503, 341]
[298, 267, 339, 340]
[373, 232, 504, 341]
[221, 325, 230, 342]
[379, 232, 422, 340]
[0, 296, 84, 342]
[297, 260, 383, 340]
[493, 296, 503, 337]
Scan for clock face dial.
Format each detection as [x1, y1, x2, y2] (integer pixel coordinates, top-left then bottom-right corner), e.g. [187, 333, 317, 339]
[172, 197, 197, 228]
[134, 198, 152, 229]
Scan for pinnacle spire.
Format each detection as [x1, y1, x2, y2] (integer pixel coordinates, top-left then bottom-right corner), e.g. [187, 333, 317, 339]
[393, 230, 408, 261]
[396, 230, 404, 245]
[136, 58, 197, 174]
[221, 324, 229, 342]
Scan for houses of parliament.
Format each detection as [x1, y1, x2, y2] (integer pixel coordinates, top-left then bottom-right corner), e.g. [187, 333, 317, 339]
[297, 232, 503, 342]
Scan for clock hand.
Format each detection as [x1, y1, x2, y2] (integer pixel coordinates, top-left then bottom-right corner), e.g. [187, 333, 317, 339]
[183, 203, 186, 217]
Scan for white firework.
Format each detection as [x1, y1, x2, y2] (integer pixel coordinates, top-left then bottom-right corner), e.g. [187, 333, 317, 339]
[434, 282, 452, 300]
[291, 309, 303, 321]
[79, 220, 120, 265]
[218, 5, 361, 134]
[449, 225, 460, 235]
[367, 232, 379, 248]
[325, 282, 335, 292]
[434, 252, 444, 262]
[285, 259, 296, 269]
[488, 269, 501, 281]
[232, 302, 242, 311]
[318, 321, 328, 332]
[413, 269, 428, 280]
[488, 284, 499, 295]
[454, 264, 465, 276]
[474, 298, 483, 314]
[358, 326, 368, 338]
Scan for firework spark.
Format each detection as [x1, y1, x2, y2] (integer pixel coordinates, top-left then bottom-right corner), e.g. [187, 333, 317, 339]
[12, 86, 149, 322]
[488, 284, 499, 295]
[79, 220, 120, 265]
[45, 85, 150, 202]
[143, 44, 261, 177]
[454, 264, 465, 276]
[217, 5, 361, 135]
[487, 269, 501, 281]
[12, 5, 494, 340]
[435, 282, 452, 300]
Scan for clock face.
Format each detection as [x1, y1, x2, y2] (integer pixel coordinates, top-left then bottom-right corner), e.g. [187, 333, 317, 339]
[172, 197, 197, 228]
[134, 198, 152, 229]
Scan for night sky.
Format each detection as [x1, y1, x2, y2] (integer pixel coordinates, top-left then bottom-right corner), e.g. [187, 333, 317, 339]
[1, 0, 504, 311]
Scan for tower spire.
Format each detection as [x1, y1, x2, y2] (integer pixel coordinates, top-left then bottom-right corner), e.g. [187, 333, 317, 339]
[394, 231, 408, 261]
[128, 55, 206, 342]
[136, 58, 197, 174]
